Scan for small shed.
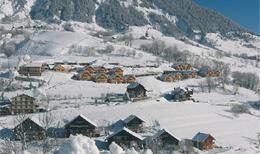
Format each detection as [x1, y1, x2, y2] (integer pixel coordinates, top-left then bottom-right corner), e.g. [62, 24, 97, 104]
[14, 118, 44, 141]
[123, 115, 145, 133]
[192, 132, 215, 150]
[64, 115, 100, 138]
[126, 82, 147, 100]
[106, 127, 144, 149]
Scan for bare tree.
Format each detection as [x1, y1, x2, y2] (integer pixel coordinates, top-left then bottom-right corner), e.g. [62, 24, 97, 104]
[39, 111, 55, 154]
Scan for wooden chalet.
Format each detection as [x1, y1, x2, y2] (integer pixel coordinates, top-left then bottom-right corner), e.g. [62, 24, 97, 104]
[85, 66, 96, 74]
[198, 67, 220, 77]
[126, 82, 147, 100]
[108, 75, 124, 84]
[149, 129, 180, 151]
[160, 72, 182, 82]
[107, 127, 144, 149]
[79, 70, 92, 81]
[180, 70, 197, 79]
[110, 67, 124, 76]
[93, 73, 108, 83]
[14, 118, 44, 141]
[10, 94, 38, 115]
[64, 115, 100, 138]
[173, 64, 193, 71]
[97, 66, 108, 74]
[18, 63, 44, 76]
[192, 132, 215, 150]
[124, 75, 136, 83]
[123, 115, 145, 133]
[53, 64, 66, 72]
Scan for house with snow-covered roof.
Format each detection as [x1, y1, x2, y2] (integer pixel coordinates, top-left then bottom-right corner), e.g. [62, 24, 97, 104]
[64, 115, 100, 138]
[123, 115, 145, 133]
[147, 129, 180, 151]
[106, 127, 144, 149]
[192, 132, 215, 150]
[18, 63, 44, 76]
[126, 82, 147, 101]
[10, 94, 38, 115]
[14, 118, 44, 141]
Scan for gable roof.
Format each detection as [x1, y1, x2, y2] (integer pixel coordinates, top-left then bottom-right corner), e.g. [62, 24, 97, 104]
[65, 114, 97, 128]
[127, 82, 146, 90]
[107, 127, 144, 141]
[12, 94, 35, 100]
[153, 129, 180, 141]
[14, 118, 43, 129]
[124, 115, 145, 124]
[192, 132, 215, 142]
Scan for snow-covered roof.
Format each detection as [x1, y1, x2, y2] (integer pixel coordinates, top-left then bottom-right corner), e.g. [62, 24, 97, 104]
[123, 115, 145, 124]
[21, 63, 43, 67]
[127, 82, 145, 89]
[192, 132, 214, 142]
[107, 127, 144, 141]
[153, 129, 180, 141]
[66, 114, 97, 127]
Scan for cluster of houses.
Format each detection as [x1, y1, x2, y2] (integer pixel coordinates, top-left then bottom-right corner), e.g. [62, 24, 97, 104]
[73, 66, 136, 84]
[159, 64, 220, 82]
[0, 82, 148, 115]
[11, 114, 215, 152]
[18, 62, 137, 84]
[0, 94, 40, 116]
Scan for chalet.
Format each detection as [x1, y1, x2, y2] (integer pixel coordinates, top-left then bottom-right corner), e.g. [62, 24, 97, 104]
[93, 73, 108, 83]
[180, 70, 197, 79]
[173, 64, 193, 71]
[110, 67, 124, 76]
[10, 94, 38, 115]
[160, 72, 182, 82]
[124, 75, 136, 83]
[85, 66, 96, 74]
[198, 67, 220, 77]
[106, 127, 144, 149]
[165, 87, 193, 102]
[108, 75, 124, 84]
[126, 82, 147, 100]
[14, 118, 44, 141]
[148, 129, 180, 150]
[123, 115, 145, 133]
[64, 115, 100, 138]
[192, 132, 215, 150]
[79, 70, 92, 81]
[96, 66, 108, 74]
[53, 64, 66, 72]
[18, 63, 43, 76]
[0, 98, 11, 115]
